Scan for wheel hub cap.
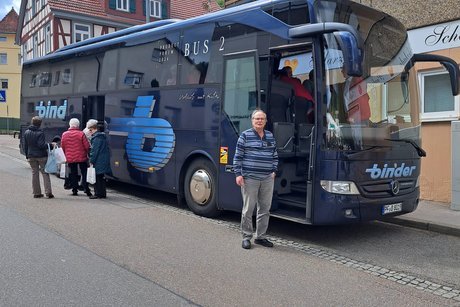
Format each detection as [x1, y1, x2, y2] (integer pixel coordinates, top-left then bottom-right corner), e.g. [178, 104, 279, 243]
[190, 169, 212, 205]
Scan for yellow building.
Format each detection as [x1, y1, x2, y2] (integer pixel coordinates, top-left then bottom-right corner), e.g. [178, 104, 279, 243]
[0, 8, 21, 132]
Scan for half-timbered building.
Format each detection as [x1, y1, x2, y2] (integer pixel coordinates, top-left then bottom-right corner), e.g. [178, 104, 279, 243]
[16, 0, 221, 61]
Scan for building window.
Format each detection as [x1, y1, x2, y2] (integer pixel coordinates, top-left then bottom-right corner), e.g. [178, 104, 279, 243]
[150, 0, 161, 18]
[0, 53, 6, 64]
[22, 44, 27, 62]
[33, 34, 38, 58]
[117, 0, 129, 11]
[44, 23, 51, 54]
[1, 79, 8, 89]
[74, 23, 90, 43]
[0, 36, 6, 42]
[419, 70, 459, 121]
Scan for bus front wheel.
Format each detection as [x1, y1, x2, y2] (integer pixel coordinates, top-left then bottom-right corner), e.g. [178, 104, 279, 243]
[184, 158, 220, 217]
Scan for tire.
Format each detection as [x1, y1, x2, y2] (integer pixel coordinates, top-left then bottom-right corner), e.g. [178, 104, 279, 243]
[184, 158, 220, 217]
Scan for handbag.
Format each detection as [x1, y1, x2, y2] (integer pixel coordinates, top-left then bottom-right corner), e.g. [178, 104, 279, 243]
[53, 145, 66, 164]
[44, 144, 58, 174]
[87, 165, 96, 184]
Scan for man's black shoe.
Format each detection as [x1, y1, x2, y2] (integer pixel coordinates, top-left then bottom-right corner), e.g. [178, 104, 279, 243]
[33, 194, 44, 198]
[242, 239, 251, 250]
[254, 238, 274, 248]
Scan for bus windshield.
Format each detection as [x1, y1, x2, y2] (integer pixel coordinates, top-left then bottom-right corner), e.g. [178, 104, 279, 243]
[316, 0, 420, 151]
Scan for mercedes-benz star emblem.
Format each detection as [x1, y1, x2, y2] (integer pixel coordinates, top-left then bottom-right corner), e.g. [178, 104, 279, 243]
[390, 180, 400, 195]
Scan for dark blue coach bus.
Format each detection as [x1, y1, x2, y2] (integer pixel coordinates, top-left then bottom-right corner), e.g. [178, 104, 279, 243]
[19, 0, 459, 224]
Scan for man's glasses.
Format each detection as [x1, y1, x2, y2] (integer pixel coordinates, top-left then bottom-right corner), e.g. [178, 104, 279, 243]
[252, 117, 266, 121]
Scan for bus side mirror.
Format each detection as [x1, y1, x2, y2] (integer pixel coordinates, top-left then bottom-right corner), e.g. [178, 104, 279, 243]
[442, 61, 460, 96]
[411, 53, 460, 96]
[334, 31, 363, 77]
[288, 22, 363, 77]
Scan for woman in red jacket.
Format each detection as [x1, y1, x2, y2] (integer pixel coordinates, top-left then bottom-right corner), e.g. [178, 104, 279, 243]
[61, 118, 92, 196]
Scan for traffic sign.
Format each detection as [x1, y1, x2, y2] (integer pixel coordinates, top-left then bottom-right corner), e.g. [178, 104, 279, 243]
[0, 90, 5, 102]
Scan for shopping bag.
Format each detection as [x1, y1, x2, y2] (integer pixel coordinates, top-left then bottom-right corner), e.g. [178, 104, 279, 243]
[87, 165, 96, 184]
[44, 145, 58, 174]
[53, 146, 66, 164]
[59, 163, 67, 178]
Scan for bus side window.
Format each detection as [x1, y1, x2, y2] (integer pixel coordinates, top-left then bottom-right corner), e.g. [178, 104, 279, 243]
[180, 24, 214, 85]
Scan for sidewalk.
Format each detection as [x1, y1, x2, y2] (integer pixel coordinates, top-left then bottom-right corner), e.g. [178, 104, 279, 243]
[383, 200, 460, 238]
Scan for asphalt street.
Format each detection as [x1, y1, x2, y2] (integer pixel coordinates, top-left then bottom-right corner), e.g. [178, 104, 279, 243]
[0, 135, 458, 306]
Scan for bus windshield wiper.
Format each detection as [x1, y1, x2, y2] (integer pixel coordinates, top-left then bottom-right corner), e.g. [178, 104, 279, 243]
[344, 144, 390, 158]
[385, 138, 426, 157]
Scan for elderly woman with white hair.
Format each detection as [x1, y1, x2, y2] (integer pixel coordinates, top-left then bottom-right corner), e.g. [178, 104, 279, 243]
[61, 118, 92, 196]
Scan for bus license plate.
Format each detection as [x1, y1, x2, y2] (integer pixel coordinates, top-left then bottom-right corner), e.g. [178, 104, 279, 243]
[382, 203, 402, 215]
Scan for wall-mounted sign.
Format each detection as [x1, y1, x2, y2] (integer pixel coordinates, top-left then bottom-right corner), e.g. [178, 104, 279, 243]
[408, 19, 460, 53]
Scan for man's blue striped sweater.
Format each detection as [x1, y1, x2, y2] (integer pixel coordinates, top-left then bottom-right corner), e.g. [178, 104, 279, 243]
[233, 128, 278, 180]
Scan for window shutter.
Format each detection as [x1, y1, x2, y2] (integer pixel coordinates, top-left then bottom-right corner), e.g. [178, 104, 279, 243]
[161, 1, 168, 19]
[142, 0, 146, 16]
[109, 0, 116, 9]
[129, 0, 136, 13]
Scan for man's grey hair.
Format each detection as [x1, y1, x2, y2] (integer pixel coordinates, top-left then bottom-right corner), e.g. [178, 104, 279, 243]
[251, 109, 266, 119]
[69, 118, 80, 128]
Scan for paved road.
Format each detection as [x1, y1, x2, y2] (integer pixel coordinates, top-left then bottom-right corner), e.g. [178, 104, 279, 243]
[0, 135, 458, 306]
[0, 206, 193, 306]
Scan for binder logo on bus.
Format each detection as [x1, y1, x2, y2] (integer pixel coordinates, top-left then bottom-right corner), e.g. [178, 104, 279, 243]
[110, 95, 175, 172]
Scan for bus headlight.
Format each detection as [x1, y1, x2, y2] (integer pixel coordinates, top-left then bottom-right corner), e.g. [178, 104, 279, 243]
[415, 176, 420, 188]
[320, 180, 360, 195]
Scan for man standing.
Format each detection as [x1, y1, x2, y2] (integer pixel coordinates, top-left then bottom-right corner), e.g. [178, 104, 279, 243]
[23, 116, 54, 198]
[233, 109, 278, 250]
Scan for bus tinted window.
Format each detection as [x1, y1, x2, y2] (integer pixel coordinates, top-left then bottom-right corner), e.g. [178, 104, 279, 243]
[49, 63, 73, 96]
[99, 49, 118, 91]
[22, 63, 51, 97]
[272, 0, 309, 26]
[180, 24, 214, 85]
[74, 55, 99, 93]
[117, 33, 180, 89]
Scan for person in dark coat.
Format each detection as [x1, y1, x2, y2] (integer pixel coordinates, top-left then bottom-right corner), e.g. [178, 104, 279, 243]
[87, 121, 112, 199]
[22, 116, 55, 198]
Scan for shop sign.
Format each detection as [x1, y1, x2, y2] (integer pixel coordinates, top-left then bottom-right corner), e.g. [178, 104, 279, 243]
[409, 19, 460, 53]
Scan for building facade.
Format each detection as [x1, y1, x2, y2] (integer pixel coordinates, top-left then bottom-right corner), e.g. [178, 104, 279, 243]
[0, 9, 21, 131]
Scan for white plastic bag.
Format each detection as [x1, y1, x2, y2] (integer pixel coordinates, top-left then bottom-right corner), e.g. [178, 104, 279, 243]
[87, 165, 96, 184]
[44, 145, 58, 174]
[59, 163, 67, 178]
[53, 146, 66, 164]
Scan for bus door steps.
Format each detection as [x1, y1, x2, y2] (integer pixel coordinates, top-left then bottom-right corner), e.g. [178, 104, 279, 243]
[270, 209, 309, 224]
[291, 182, 307, 193]
[276, 195, 306, 210]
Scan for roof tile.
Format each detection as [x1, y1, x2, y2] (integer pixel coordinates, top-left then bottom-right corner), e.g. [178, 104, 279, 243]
[0, 8, 19, 33]
[48, 0, 107, 18]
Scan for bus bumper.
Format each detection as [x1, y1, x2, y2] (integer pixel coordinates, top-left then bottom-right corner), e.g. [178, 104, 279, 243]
[314, 188, 420, 224]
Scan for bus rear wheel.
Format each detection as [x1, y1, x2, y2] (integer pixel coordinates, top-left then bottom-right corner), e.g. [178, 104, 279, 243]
[184, 158, 220, 217]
